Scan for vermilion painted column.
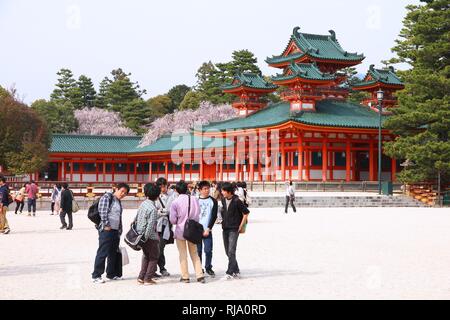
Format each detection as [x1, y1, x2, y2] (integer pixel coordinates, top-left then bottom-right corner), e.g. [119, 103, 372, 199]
[165, 161, 169, 180]
[182, 161, 186, 181]
[134, 162, 138, 182]
[148, 161, 152, 182]
[346, 139, 351, 182]
[298, 133, 303, 181]
[305, 145, 310, 181]
[281, 141, 286, 181]
[322, 138, 328, 182]
[96, 161, 99, 182]
[391, 158, 397, 182]
[70, 161, 74, 182]
[249, 139, 255, 182]
[103, 161, 106, 182]
[265, 135, 270, 181]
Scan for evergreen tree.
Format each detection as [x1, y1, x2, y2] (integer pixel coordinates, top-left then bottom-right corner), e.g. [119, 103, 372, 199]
[96, 77, 111, 108]
[147, 94, 172, 120]
[179, 90, 205, 110]
[227, 49, 261, 75]
[50, 68, 83, 108]
[383, 0, 450, 185]
[31, 99, 78, 134]
[77, 75, 97, 107]
[196, 62, 233, 104]
[167, 84, 191, 112]
[343, 67, 370, 104]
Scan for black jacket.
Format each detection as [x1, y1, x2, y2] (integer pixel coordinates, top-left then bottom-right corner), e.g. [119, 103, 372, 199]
[221, 195, 249, 231]
[60, 189, 73, 213]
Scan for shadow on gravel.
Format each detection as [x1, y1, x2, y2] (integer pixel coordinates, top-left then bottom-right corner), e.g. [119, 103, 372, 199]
[0, 261, 91, 277]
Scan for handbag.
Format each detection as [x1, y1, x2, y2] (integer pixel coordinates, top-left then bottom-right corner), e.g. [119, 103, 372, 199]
[183, 195, 204, 245]
[158, 197, 174, 244]
[119, 246, 129, 266]
[124, 213, 147, 251]
[70, 190, 80, 213]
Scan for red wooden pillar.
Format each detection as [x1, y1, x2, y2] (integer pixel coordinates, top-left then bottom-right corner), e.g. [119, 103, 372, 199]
[391, 158, 397, 182]
[322, 137, 328, 182]
[148, 161, 152, 181]
[96, 161, 99, 182]
[80, 163, 84, 182]
[234, 137, 239, 181]
[298, 132, 303, 181]
[264, 134, 270, 181]
[70, 161, 74, 182]
[305, 144, 310, 181]
[165, 161, 169, 180]
[62, 160, 65, 181]
[249, 139, 255, 182]
[346, 139, 351, 182]
[103, 161, 106, 182]
[329, 151, 334, 181]
[134, 162, 138, 182]
[281, 140, 286, 182]
[289, 152, 293, 180]
[182, 161, 186, 181]
[369, 140, 375, 181]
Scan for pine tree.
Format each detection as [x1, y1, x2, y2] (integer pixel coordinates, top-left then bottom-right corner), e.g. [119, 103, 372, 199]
[227, 49, 261, 75]
[96, 77, 111, 108]
[50, 68, 83, 108]
[167, 84, 191, 112]
[383, 0, 450, 186]
[77, 75, 97, 108]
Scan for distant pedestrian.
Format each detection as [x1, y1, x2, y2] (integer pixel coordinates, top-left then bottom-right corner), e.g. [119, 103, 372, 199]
[197, 180, 218, 277]
[0, 176, 11, 234]
[92, 183, 130, 284]
[236, 182, 251, 208]
[14, 183, 26, 214]
[213, 182, 224, 224]
[169, 180, 205, 284]
[220, 182, 249, 280]
[136, 183, 161, 285]
[59, 183, 73, 230]
[51, 183, 62, 215]
[284, 181, 297, 214]
[25, 180, 38, 216]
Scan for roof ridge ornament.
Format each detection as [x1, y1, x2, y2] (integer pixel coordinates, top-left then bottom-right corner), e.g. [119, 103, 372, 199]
[293, 26, 301, 37]
[328, 30, 336, 41]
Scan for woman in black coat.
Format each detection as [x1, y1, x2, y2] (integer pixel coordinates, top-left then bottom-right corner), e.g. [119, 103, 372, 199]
[59, 183, 73, 230]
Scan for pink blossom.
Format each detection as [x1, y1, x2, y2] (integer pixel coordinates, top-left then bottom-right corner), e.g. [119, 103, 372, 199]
[74, 107, 136, 136]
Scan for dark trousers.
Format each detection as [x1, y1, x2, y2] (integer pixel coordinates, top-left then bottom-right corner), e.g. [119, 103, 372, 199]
[285, 196, 296, 213]
[197, 232, 213, 270]
[92, 230, 121, 279]
[27, 198, 36, 213]
[60, 211, 73, 228]
[157, 235, 167, 272]
[15, 201, 24, 213]
[51, 202, 55, 213]
[223, 229, 240, 275]
[139, 239, 160, 281]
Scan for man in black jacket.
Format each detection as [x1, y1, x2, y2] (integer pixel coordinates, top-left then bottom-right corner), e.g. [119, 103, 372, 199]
[220, 182, 249, 280]
[59, 183, 73, 230]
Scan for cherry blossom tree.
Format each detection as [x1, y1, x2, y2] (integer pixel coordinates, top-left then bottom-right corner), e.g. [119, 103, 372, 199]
[140, 102, 235, 146]
[74, 107, 136, 136]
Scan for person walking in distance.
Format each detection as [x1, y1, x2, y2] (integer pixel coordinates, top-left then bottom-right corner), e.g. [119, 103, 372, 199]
[14, 183, 26, 214]
[197, 180, 218, 277]
[92, 183, 130, 284]
[25, 180, 38, 217]
[51, 183, 62, 215]
[59, 183, 74, 230]
[0, 176, 11, 234]
[220, 182, 249, 280]
[284, 180, 297, 214]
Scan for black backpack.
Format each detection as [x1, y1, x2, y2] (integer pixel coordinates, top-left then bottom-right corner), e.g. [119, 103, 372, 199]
[88, 193, 113, 226]
[183, 195, 204, 245]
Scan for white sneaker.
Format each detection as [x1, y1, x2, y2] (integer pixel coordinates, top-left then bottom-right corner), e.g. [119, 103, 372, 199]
[92, 277, 105, 284]
[222, 274, 234, 281]
[233, 273, 241, 279]
[107, 276, 123, 281]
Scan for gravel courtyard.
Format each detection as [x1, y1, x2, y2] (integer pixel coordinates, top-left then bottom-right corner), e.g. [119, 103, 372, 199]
[1, 206, 449, 300]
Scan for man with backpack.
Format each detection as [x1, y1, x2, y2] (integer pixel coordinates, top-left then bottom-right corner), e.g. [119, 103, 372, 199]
[91, 183, 130, 284]
[0, 176, 12, 234]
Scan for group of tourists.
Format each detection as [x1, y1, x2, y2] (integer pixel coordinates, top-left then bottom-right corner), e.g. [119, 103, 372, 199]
[0, 177, 42, 234]
[91, 178, 251, 285]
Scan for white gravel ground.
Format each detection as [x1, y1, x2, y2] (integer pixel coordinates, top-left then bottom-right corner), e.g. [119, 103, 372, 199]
[1, 206, 449, 300]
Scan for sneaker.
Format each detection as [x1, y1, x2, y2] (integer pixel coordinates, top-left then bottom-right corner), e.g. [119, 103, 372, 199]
[232, 272, 241, 279]
[60, 225, 67, 230]
[222, 274, 234, 281]
[3, 228, 10, 235]
[92, 277, 105, 284]
[137, 278, 144, 285]
[160, 270, 170, 277]
[179, 278, 190, 283]
[66, 227, 73, 230]
[144, 280, 157, 285]
[197, 277, 206, 284]
[206, 269, 215, 277]
[33, 213, 36, 217]
[107, 276, 123, 281]
[153, 273, 162, 278]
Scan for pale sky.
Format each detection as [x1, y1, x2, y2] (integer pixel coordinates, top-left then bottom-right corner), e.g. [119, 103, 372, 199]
[0, 0, 419, 104]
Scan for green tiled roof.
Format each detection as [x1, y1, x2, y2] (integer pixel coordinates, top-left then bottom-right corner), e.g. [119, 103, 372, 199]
[353, 65, 404, 88]
[200, 100, 388, 131]
[221, 73, 278, 91]
[50, 134, 233, 154]
[272, 62, 336, 82]
[266, 27, 365, 64]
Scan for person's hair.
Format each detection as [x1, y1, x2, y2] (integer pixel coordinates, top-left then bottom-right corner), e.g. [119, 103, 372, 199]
[56, 183, 62, 189]
[0, 176, 6, 183]
[62, 182, 69, 189]
[144, 183, 161, 201]
[116, 182, 130, 194]
[170, 185, 176, 190]
[23, 183, 27, 188]
[176, 180, 188, 195]
[221, 182, 235, 194]
[198, 180, 211, 190]
[241, 181, 247, 189]
[30, 180, 35, 184]
[289, 180, 293, 186]
[155, 177, 168, 187]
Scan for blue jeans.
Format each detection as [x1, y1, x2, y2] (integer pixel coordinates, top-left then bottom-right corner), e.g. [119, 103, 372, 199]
[27, 198, 36, 213]
[223, 229, 239, 275]
[197, 232, 213, 270]
[92, 230, 121, 279]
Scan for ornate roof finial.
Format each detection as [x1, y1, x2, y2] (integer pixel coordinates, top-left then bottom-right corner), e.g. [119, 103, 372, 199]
[388, 66, 395, 72]
[328, 30, 336, 41]
[293, 26, 300, 36]
[369, 64, 375, 71]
